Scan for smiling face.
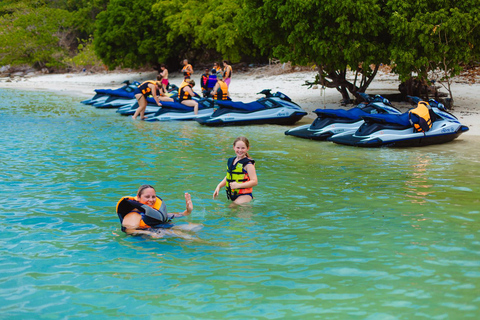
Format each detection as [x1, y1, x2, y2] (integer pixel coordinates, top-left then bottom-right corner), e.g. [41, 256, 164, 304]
[137, 187, 157, 207]
[233, 140, 249, 158]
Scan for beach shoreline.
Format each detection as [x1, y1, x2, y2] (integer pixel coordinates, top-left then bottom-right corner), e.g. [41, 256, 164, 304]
[1, 67, 479, 136]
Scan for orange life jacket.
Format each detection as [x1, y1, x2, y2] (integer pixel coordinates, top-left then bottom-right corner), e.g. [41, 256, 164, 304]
[213, 81, 229, 100]
[409, 101, 432, 132]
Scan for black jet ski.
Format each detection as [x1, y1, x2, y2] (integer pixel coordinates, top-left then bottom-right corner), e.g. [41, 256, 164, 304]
[285, 93, 402, 140]
[195, 89, 307, 126]
[328, 97, 469, 147]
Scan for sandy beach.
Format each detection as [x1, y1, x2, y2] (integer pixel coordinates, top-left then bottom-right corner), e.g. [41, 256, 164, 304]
[1, 66, 479, 136]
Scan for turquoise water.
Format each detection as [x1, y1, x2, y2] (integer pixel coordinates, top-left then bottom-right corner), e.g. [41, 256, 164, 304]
[1, 88, 479, 319]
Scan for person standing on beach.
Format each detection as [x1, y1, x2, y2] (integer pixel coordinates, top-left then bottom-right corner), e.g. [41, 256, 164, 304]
[213, 136, 257, 205]
[178, 79, 199, 115]
[132, 79, 163, 120]
[212, 62, 222, 74]
[223, 60, 232, 87]
[181, 59, 194, 80]
[159, 64, 169, 92]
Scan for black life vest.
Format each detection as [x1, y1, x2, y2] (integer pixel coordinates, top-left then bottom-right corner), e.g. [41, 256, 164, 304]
[225, 157, 255, 200]
[178, 82, 192, 101]
[138, 81, 156, 96]
[116, 196, 170, 232]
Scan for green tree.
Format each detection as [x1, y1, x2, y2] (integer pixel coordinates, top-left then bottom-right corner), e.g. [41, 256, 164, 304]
[239, 0, 391, 102]
[388, 0, 480, 105]
[152, 0, 257, 63]
[0, 4, 74, 69]
[94, 0, 179, 69]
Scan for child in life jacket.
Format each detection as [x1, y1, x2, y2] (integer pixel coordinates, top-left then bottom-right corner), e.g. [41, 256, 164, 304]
[213, 136, 258, 205]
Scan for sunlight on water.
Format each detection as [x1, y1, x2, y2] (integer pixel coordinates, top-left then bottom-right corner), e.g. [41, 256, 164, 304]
[1, 88, 479, 318]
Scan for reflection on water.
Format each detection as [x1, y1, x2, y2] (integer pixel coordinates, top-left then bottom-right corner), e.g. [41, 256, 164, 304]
[1, 88, 479, 318]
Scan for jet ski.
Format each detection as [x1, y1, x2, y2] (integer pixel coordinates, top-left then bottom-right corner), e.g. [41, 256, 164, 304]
[81, 80, 140, 108]
[145, 98, 214, 121]
[195, 89, 307, 126]
[117, 88, 207, 119]
[328, 97, 469, 147]
[284, 93, 402, 140]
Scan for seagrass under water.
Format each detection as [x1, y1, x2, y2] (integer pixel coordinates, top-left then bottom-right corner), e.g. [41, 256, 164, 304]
[0, 88, 479, 319]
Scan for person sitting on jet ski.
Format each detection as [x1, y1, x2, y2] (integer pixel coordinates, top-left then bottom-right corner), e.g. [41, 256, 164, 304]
[210, 72, 229, 100]
[178, 79, 199, 115]
[117, 184, 195, 237]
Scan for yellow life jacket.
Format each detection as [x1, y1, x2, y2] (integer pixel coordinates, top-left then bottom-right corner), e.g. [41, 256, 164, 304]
[213, 81, 229, 100]
[225, 157, 255, 200]
[178, 82, 192, 101]
[138, 81, 157, 95]
[409, 101, 432, 132]
[116, 196, 169, 231]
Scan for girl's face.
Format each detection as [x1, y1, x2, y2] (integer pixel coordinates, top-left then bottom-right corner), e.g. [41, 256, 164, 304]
[233, 141, 249, 158]
[138, 188, 156, 207]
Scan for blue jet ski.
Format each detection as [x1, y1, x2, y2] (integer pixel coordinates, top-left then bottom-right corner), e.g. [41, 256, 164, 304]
[145, 98, 214, 121]
[284, 93, 402, 140]
[117, 87, 207, 120]
[195, 89, 307, 126]
[81, 80, 140, 108]
[328, 97, 469, 147]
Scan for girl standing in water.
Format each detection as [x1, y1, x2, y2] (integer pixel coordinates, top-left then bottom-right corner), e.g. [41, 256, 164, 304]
[213, 137, 258, 204]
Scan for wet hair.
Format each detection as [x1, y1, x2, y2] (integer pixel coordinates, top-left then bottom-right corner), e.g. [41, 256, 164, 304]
[156, 74, 162, 81]
[233, 136, 250, 158]
[161, 64, 166, 69]
[137, 184, 155, 198]
[223, 60, 228, 64]
[187, 79, 195, 86]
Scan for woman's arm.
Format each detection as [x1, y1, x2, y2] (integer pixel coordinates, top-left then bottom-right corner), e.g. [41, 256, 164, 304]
[185, 86, 195, 96]
[229, 163, 257, 190]
[213, 177, 227, 199]
[169, 193, 193, 217]
[210, 82, 219, 96]
[149, 84, 162, 106]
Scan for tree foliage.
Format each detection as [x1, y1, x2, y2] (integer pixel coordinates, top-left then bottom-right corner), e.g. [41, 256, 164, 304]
[94, 0, 180, 69]
[238, 0, 391, 101]
[0, 3, 74, 68]
[153, 0, 257, 63]
[388, 0, 480, 102]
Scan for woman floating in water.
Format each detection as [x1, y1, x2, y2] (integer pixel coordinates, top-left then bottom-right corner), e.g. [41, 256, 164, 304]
[116, 185, 196, 237]
[213, 136, 258, 205]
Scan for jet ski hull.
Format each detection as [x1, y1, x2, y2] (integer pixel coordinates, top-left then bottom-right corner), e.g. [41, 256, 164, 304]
[196, 110, 307, 126]
[285, 119, 364, 140]
[145, 107, 214, 121]
[329, 123, 469, 148]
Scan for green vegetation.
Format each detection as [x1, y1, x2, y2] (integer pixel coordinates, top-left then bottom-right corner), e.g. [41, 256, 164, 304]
[1, 0, 479, 101]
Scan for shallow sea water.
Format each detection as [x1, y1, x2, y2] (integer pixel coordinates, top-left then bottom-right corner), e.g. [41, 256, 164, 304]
[0, 88, 479, 319]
